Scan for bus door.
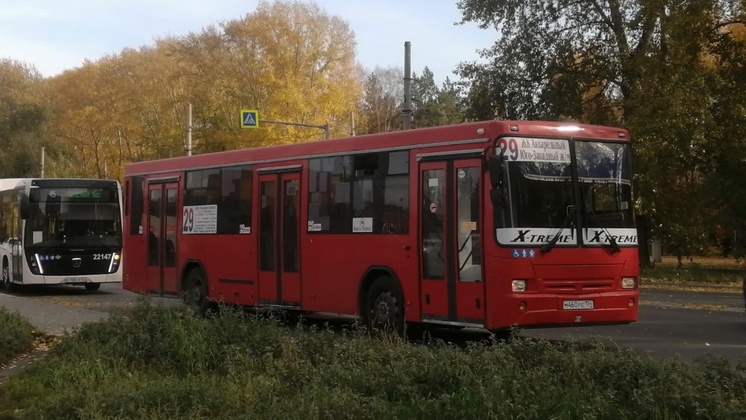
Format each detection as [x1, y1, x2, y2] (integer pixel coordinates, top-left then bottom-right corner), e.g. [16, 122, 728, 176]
[258, 170, 301, 307]
[12, 206, 22, 282]
[419, 157, 484, 325]
[146, 181, 179, 295]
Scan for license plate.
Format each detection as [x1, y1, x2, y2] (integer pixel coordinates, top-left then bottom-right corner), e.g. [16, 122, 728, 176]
[65, 277, 91, 283]
[563, 300, 594, 310]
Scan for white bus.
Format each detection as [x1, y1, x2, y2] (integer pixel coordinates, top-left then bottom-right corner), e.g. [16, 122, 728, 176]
[0, 178, 123, 292]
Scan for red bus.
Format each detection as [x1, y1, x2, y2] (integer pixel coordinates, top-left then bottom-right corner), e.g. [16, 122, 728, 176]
[123, 120, 638, 333]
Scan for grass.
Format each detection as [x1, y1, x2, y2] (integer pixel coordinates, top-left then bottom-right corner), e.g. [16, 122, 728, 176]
[0, 307, 35, 367]
[2, 302, 746, 419]
[641, 255, 744, 287]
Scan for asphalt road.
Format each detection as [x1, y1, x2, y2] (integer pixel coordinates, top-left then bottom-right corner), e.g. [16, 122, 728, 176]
[523, 287, 746, 363]
[2, 283, 746, 364]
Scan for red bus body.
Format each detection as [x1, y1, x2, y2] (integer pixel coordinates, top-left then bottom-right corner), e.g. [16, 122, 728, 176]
[123, 120, 638, 331]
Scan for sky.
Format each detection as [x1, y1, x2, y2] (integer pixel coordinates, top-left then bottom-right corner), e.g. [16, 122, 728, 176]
[1, 0, 497, 84]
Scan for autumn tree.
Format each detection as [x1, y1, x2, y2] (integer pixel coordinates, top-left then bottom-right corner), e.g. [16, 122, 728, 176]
[46, 1, 363, 178]
[198, 1, 362, 149]
[358, 66, 404, 134]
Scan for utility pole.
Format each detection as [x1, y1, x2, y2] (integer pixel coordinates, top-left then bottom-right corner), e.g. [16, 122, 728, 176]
[185, 103, 193, 156]
[40, 147, 45, 178]
[403, 41, 413, 130]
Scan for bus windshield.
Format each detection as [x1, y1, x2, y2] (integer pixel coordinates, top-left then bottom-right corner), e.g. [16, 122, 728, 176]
[496, 137, 635, 247]
[506, 162, 574, 229]
[575, 141, 634, 228]
[25, 187, 122, 249]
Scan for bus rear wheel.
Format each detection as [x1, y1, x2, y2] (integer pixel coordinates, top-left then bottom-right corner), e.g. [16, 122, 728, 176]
[185, 268, 212, 316]
[365, 275, 404, 335]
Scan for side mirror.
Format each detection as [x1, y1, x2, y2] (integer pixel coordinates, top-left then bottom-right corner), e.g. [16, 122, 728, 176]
[19, 192, 30, 220]
[490, 188, 507, 208]
[488, 153, 505, 189]
[488, 148, 507, 208]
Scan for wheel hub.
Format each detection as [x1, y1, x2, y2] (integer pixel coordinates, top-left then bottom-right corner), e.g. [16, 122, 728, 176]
[373, 291, 397, 323]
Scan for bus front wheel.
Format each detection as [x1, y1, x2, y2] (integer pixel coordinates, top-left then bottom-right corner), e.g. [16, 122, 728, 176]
[365, 275, 404, 335]
[185, 268, 212, 316]
[2, 259, 16, 293]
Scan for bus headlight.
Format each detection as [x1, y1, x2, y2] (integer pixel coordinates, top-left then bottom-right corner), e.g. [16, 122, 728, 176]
[512, 279, 527, 292]
[621, 277, 637, 289]
[108, 253, 121, 273]
[30, 254, 43, 275]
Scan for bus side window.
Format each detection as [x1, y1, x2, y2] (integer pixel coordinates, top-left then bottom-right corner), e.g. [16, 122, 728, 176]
[130, 176, 144, 235]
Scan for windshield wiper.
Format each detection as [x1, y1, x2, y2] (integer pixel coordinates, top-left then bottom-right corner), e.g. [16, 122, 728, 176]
[579, 186, 621, 254]
[541, 206, 576, 254]
[583, 212, 621, 254]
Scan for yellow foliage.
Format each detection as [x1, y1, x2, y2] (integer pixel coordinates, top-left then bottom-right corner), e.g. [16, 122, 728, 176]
[45, 1, 363, 179]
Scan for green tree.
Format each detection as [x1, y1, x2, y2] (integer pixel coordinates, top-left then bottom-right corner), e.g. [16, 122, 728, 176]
[0, 59, 57, 177]
[457, 0, 746, 261]
[411, 67, 464, 128]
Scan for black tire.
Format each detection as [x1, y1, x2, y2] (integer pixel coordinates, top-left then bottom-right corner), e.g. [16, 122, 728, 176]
[365, 275, 405, 335]
[84, 283, 101, 291]
[2, 258, 16, 293]
[184, 268, 213, 316]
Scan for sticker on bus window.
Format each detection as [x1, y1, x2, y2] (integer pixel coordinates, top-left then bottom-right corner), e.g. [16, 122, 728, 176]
[582, 228, 637, 246]
[352, 217, 373, 233]
[428, 178, 438, 187]
[182, 205, 218, 234]
[307, 221, 322, 232]
[239, 225, 251, 234]
[461, 221, 477, 231]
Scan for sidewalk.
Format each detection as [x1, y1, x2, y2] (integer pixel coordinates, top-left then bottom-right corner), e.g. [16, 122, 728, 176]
[0, 291, 115, 383]
[0, 292, 109, 336]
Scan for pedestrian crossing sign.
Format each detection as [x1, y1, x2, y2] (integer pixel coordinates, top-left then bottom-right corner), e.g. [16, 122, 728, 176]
[240, 110, 259, 128]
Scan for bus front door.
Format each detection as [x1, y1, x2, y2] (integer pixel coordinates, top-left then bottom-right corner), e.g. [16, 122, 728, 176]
[419, 159, 485, 326]
[258, 172, 301, 307]
[146, 182, 179, 296]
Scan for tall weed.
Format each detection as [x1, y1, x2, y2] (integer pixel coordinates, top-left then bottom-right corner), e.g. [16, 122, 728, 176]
[0, 307, 35, 366]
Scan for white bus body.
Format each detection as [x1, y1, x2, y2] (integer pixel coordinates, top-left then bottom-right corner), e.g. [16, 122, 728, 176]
[0, 178, 123, 292]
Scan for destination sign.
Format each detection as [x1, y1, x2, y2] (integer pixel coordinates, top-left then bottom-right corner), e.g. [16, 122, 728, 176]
[36, 188, 116, 203]
[497, 137, 571, 163]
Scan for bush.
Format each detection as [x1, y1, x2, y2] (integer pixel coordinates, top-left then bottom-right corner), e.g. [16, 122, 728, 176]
[2, 302, 746, 419]
[0, 307, 35, 366]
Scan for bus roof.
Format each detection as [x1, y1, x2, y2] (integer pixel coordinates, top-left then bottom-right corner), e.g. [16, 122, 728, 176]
[0, 178, 25, 193]
[0, 178, 120, 193]
[126, 120, 629, 177]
